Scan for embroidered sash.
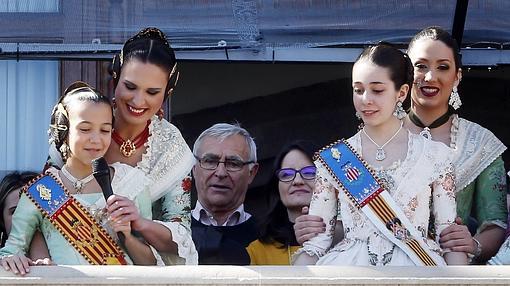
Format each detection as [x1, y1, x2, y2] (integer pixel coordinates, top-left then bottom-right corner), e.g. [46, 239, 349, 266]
[316, 140, 442, 266]
[24, 174, 127, 265]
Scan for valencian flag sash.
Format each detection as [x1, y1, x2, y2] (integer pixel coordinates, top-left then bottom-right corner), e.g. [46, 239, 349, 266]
[24, 174, 127, 265]
[316, 140, 442, 266]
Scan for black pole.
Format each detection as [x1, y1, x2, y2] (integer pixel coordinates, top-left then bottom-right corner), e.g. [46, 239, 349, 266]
[451, 0, 469, 47]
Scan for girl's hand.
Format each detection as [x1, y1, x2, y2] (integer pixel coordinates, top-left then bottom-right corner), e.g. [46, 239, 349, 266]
[0, 254, 33, 276]
[106, 195, 140, 235]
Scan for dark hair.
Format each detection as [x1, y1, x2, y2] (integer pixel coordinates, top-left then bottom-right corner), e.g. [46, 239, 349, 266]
[258, 140, 316, 248]
[0, 171, 38, 247]
[408, 26, 462, 70]
[110, 27, 178, 99]
[48, 81, 113, 162]
[355, 43, 414, 95]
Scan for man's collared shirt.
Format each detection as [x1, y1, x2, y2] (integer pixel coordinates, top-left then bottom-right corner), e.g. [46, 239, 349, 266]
[192, 201, 251, 226]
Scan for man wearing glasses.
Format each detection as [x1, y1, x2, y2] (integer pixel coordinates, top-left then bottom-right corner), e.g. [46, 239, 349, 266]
[191, 123, 259, 265]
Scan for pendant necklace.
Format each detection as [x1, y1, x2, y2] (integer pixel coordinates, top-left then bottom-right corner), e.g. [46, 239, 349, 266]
[111, 120, 151, 157]
[408, 106, 454, 140]
[61, 165, 94, 194]
[362, 121, 403, 161]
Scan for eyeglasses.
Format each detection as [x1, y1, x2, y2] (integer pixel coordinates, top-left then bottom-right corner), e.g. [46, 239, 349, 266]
[276, 165, 317, 182]
[194, 155, 254, 172]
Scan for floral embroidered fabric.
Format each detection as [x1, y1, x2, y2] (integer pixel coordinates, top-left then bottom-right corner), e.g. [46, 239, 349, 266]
[135, 116, 197, 265]
[450, 115, 507, 233]
[450, 115, 506, 191]
[296, 131, 457, 266]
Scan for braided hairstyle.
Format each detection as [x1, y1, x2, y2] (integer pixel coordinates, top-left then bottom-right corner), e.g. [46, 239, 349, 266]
[0, 171, 38, 247]
[110, 27, 179, 99]
[48, 81, 113, 162]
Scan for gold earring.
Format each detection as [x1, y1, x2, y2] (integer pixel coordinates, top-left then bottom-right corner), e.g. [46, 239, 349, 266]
[157, 108, 164, 120]
[59, 143, 70, 161]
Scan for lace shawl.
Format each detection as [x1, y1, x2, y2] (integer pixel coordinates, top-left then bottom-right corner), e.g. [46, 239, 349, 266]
[137, 116, 195, 202]
[451, 115, 507, 191]
[136, 116, 197, 265]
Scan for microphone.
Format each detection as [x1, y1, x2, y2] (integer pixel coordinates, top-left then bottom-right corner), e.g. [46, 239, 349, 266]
[92, 157, 113, 200]
[92, 157, 125, 244]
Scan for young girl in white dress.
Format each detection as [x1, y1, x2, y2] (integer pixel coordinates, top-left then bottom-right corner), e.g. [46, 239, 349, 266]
[293, 44, 467, 266]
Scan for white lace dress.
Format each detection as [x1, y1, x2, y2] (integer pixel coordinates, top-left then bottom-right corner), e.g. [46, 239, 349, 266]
[135, 116, 197, 265]
[297, 131, 457, 266]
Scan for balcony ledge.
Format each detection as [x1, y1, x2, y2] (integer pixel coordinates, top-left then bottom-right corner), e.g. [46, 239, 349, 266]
[1, 265, 510, 285]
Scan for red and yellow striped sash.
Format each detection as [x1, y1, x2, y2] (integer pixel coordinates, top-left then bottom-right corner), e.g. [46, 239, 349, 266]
[25, 174, 127, 265]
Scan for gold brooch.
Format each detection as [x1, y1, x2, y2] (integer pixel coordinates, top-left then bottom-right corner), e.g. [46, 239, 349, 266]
[119, 139, 136, 157]
[331, 148, 341, 161]
[36, 184, 52, 201]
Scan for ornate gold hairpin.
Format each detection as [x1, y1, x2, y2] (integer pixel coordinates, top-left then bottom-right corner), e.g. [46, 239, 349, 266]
[57, 103, 68, 119]
[49, 124, 68, 131]
[169, 63, 180, 87]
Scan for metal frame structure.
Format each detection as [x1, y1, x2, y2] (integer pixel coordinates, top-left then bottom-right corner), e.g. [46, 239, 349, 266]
[0, 0, 508, 65]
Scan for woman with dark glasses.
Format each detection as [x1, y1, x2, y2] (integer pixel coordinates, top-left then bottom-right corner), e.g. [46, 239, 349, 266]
[247, 140, 316, 265]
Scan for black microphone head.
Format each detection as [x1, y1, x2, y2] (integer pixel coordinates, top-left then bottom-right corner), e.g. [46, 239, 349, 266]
[92, 157, 109, 175]
[92, 157, 113, 200]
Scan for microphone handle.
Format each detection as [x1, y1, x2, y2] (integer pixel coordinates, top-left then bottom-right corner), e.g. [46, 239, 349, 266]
[117, 232, 126, 245]
[95, 174, 126, 245]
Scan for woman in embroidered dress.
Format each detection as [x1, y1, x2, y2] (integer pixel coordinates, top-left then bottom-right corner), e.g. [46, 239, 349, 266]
[105, 27, 196, 264]
[486, 173, 510, 264]
[247, 140, 316, 265]
[293, 44, 466, 266]
[1, 82, 157, 275]
[406, 27, 507, 264]
[46, 28, 197, 265]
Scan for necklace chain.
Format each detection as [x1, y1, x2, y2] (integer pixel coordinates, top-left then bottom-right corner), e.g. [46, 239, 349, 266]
[362, 121, 403, 161]
[408, 106, 454, 140]
[61, 165, 94, 194]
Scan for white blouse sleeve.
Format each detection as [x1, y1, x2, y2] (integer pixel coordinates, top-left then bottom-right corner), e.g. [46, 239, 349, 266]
[295, 162, 339, 258]
[432, 163, 457, 247]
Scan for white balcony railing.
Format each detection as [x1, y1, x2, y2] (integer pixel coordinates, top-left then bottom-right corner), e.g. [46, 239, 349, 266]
[1, 265, 510, 285]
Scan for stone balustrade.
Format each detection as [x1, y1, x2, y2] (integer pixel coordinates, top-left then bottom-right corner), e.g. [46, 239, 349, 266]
[1, 265, 510, 285]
